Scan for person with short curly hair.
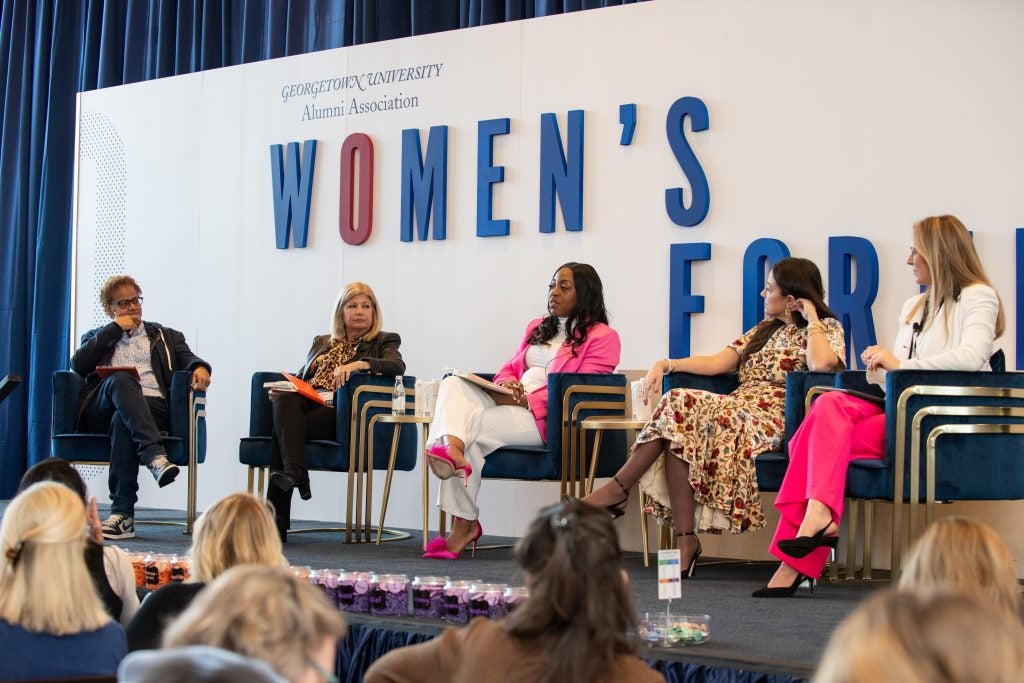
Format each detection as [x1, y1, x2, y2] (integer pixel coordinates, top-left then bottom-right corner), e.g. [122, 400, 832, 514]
[71, 274, 212, 540]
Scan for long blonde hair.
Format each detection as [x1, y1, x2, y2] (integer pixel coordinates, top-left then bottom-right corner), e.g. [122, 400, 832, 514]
[908, 215, 1005, 338]
[0, 482, 110, 634]
[330, 281, 382, 341]
[189, 492, 284, 583]
[164, 564, 346, 681]
[900, 516, 1021, 620]
[814, 588, 1024, 683]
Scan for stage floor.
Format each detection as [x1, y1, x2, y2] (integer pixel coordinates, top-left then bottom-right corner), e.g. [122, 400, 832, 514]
[88, 507, 890, 679]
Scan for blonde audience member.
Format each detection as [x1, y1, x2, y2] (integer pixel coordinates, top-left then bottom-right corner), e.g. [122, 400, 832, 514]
[365, 500, 663, 683]
[126, 492, 285, 651]
[158, 564, 346, 683]
[0, 482, 127, 679]
[900, 516, 1022, 620]
[814, 588, 1024, 683]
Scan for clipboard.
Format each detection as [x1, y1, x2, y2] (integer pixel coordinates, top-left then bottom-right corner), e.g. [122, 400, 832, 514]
[448, 369, 514, 395]
[96, 366, 141, 381]
[817, 387, 885, 406]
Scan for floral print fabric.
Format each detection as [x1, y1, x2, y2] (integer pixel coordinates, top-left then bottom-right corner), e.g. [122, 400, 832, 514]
[637, 319, 845, 534]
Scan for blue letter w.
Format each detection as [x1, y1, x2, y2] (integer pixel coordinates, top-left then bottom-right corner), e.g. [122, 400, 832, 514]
[269, 140, 317, 249]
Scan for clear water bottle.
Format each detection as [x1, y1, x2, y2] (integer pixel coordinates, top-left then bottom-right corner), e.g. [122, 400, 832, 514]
[392, 376, 406, 415]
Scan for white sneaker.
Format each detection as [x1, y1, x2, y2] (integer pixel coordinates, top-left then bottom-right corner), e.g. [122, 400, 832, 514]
[147, 455, 179, 487]
[101, 513, 135, 540]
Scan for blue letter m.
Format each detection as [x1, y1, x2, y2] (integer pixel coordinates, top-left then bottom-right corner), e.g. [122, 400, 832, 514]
[400, 126, 449, 242]
[269, 140, 317, 249]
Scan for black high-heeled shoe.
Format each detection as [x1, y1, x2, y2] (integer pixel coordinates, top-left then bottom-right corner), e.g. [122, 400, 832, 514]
[676, 531, 702, 579]
[270, 466, 312, 501]
[751, 572, 814, 598]
[776, 523, 838, 559]
[569, 475, 631, 519]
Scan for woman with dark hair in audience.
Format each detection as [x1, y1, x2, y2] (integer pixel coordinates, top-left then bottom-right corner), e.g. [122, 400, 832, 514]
[126, 492, 285, 651]
[17, 457, 140, 625]
[582, 257, 844, 579]
[423, 263, 621, 559]
[0, 482, 127, 679]
[267, 281, 405, 540]
[365, 500, 663, 683]
[757, 216, 1004, 597]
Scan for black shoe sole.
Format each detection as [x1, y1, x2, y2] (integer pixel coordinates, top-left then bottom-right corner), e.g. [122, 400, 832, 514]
[156, 466, 179, 488]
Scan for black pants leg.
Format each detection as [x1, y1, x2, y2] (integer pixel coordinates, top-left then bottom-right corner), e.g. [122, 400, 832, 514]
[80, 373, 170, 516]
[270, 392, 337, 472]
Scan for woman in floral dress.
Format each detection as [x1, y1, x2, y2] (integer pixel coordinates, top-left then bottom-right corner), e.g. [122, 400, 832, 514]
[582, 258, 845, 577]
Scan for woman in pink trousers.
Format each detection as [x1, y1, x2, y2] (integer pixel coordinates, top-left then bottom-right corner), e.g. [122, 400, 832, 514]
[755, 215, 1005, 597]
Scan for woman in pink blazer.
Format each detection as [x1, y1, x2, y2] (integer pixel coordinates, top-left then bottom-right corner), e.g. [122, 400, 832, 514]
[423, 263, 621, 559]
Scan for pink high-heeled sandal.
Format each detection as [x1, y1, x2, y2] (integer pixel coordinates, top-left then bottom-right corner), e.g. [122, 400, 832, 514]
[425, 443, 473, 486]
[422, 520, 483, 560]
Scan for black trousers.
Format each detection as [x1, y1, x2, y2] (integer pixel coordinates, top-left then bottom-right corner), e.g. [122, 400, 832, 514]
[267, 392, 336, 528]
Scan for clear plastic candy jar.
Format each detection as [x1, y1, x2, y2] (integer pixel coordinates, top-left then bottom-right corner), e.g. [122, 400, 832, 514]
[443, 580, 476, 624]
[169, 554, 190, 582]
[338, 571, 372, 614]
[316, 569, 343, 607]
[290, 565, 312, 582]
[469, 583, 507, 620]
[411, 576, 448, 619]
[370, 573, 409, 616]
[504, 586, 529, 613]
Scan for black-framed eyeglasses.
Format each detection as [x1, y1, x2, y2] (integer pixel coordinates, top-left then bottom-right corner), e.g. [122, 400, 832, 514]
[109, 297, 143, 310]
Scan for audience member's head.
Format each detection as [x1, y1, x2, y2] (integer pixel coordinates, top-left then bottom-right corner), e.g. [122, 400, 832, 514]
[900, 516, 1021, 620]
[119, 645, 288, 683]
[189, 492, 284, 583]
[0, 481, 109, 634]
[18, 457, 88, 500]
[163, 564, 345, 683]
[814, 588, 1024, 683]
[505, 500, 637, 683]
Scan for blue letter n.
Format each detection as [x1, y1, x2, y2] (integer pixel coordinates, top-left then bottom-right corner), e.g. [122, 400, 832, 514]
[401, 126, 449, 242]
[269, 140, 317, 249]
[539, 110, 584, 233]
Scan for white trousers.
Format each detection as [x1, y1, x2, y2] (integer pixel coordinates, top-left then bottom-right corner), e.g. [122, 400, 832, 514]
[429, 376, 543, 520]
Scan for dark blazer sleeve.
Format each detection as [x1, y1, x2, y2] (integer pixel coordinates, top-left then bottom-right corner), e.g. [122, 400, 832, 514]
[125, 582, 204, 652]
[164, 327, 211, 375]
[71, 322, 124, 375]
[361, 332, 405, 376]
[298, 335, 331, 379]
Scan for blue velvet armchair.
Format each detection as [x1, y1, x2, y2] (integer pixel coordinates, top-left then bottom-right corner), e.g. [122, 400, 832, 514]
[51, 370, 207, 533]
[836, 350, 1024, 578]
[238, 372, 417, 543]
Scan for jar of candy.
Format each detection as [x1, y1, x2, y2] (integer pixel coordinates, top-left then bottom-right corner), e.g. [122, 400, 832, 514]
[143, 552, 159, 589]
[469, 583, 507, 620]
[338, 571, 372, 614]
[370, 574, 409, 616]
[443, 580, 476, 624]
[411, 576, 448, 619]
[504, 586, 529, 613]
[291, 565, 312, 582]
[316, 569, 343, 607]
[129, 551, 148, 589]
[169, 554, 190, 582]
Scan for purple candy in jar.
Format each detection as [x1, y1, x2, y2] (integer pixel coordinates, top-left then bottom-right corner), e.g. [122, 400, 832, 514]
[469, 583, 507, 620]
[316, 569, 342, 606]
[443, 580, 476, 624]
[504, 586, 529, 613]
[412, 576, 448, 619]
[338, 571, 372, 614]
[370, 573, 409, 616]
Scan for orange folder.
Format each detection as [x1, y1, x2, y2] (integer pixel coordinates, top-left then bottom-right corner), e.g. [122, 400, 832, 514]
[281, 371, 328, 406]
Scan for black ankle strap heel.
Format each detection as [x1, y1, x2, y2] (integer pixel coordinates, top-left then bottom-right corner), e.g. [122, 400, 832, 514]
[675, 531, 702, 579]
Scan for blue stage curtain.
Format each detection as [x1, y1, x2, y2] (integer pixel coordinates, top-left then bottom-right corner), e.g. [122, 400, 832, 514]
[0, 0, 646, 496]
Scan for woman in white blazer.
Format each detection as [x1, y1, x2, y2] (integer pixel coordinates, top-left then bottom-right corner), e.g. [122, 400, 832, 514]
[754, 215, 1005, 597]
